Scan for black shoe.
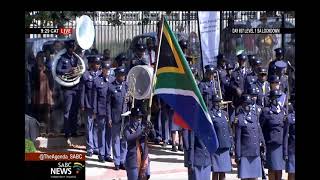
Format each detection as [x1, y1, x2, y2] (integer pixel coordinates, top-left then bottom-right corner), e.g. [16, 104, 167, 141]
[119, 164, 126, 170]
[93, 150, 99, 155]
[178, 145, 183, 151]
[98, 157, 105, 163]
[64, 134, 71, 139]
[171, 145, 178, 152]
[86, 152, 93, 157]
[114, 165, 120, 170]
[105, 156, 114, 162]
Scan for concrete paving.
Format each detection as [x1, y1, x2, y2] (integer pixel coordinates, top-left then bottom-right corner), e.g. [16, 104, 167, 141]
[85, 143, 288, 180]
[33, 136, 289, 180]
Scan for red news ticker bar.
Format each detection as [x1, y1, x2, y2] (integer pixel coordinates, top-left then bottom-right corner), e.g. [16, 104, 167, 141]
[59, 28, 73, 35]
[25, 152, 85, 161]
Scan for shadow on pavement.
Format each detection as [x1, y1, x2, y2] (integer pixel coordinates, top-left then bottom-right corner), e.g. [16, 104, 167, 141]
[85, 161, 115, 169]
[229, 169, 238, 174]
[149, 147, 184, 156]
[150, 157, 184, 164]
[85, 156, 100, 162]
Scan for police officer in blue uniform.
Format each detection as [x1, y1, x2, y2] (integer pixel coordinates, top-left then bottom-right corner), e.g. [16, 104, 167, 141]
[80, 55, 102, 156]
[284, 102, 295, 180]
[235, 94, 265, 180]
[268, 75, 287, 108]
[230, 53, 250, 108]
[115, 53, 131, 74]
[115, 52, 127, 67]
[124, 107, 151, 180]
[253, 67, 270, 107]
[268, 48, 283, 79]
[244, 58, 262, 94]
[95, 61, 115, 155]
[274, 60, 289, 94]
[247, 85, 263, 115]
[131, 43, 148, 68]
[198, 65, 219, 110]
[216, 54, 228, 98]
[159, 99, 170, 148]
[210, 94, 233, 180]
[169, 107, 183, 152]
[150, 95, 162, 145]
[221, 63, 235, 120]
[107, 66, 129, 170]
[259, 90, 287, 180]
[182, 64, 199, 169]
[56, 40, 81, 140]
[247, 54, 257, 74]
[188, 129, 211, 180]
[92, 62, 114, 163]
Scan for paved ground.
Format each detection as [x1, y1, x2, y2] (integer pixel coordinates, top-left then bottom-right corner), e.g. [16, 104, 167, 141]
[34, 136, 288, 180]
[86, 143, 283, 180]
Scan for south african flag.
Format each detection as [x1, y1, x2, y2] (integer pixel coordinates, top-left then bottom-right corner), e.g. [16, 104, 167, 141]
[154, 17, 219, 154]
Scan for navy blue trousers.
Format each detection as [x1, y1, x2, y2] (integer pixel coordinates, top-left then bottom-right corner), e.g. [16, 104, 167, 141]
[111, 123, 127, 165]
[63, 89, 80, 138]
[85, 108, 94, 153]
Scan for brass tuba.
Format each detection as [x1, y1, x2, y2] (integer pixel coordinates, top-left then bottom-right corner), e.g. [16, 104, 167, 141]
[52, 15, 95, 87]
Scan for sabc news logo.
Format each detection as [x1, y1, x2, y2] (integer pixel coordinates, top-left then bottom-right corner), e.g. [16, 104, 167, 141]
[50, 162, 84, 175]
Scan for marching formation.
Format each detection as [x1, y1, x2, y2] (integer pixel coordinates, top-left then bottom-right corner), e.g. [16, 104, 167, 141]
[26, 19, 295, 180]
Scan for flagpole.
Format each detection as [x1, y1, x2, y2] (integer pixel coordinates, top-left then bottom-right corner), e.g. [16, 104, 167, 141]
[147, 15, 165, 122]
[196, 11, 205, 79]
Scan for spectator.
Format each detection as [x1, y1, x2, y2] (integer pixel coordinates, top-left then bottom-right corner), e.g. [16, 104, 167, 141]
[31, 51, 54, 136]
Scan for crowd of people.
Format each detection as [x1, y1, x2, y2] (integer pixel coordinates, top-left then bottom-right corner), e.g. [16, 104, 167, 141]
[25, 30, 295, 180]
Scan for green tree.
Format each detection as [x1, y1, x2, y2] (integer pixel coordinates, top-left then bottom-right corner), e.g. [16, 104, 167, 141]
[25, 11, 91, 28]
[25, 11, 92, 37]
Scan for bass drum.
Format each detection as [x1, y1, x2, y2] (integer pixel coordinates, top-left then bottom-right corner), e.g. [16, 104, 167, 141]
[126, 65, 154, 100]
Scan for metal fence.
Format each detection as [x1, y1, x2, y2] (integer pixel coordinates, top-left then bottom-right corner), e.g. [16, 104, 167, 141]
[27, 11, 295, 59]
